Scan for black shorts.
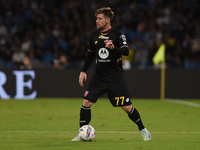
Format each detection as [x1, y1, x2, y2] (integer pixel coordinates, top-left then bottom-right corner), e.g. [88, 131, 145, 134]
[83, 75, 132, 107]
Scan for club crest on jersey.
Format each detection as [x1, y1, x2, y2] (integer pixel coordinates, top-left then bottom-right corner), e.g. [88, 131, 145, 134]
[99, 35, 109, 40]
[98, 48, 109, 59]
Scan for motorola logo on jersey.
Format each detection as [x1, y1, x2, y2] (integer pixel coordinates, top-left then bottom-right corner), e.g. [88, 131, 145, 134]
[98, 48, 109, 59]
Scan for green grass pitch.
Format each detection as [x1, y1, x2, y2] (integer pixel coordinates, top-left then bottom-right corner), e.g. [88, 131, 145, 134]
[0, 98, 200, 150]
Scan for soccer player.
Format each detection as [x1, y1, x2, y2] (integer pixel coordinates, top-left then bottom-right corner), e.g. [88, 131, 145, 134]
[71, 7, 151, 141]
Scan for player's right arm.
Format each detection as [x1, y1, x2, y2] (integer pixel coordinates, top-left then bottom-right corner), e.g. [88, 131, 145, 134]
[79, 33, 95, 86]
[79, 52, 95, 86]
[79, 71, 87, 87]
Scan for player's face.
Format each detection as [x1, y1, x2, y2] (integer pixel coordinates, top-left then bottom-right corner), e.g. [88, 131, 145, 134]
[96, 14, 110, 31]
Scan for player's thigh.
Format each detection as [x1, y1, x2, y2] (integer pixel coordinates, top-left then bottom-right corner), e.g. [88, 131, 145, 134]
[107, 80, 132, 107]
[83, 76, 106, 103]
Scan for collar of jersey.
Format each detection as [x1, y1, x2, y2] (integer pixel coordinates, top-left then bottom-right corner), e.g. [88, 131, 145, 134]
[101, 27, 112, 35]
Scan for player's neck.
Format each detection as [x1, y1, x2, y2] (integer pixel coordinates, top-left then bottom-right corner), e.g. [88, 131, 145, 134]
[101, 25, 112, 33]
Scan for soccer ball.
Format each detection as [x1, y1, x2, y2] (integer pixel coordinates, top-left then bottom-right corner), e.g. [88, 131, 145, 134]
[78, 125, 96, 141]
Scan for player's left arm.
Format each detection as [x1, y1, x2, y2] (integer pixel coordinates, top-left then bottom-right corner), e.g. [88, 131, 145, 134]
[115, 33, 129, 56]
[113, 45, 129, 56]
[105, 33, 129, 56]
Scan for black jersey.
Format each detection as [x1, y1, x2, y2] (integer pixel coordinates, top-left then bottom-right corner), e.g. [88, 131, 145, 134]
[82, 27, 129, 81]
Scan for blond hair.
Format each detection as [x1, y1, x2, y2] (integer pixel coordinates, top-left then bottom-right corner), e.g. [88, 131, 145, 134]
[95, 7, 114, 22]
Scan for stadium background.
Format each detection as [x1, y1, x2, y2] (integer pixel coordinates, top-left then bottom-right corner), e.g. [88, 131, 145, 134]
[0, 0, 200, 99]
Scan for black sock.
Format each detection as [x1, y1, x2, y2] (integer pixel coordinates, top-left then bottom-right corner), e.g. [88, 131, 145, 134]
[128, 107, 145, 131]
[79, 105, 91, 128]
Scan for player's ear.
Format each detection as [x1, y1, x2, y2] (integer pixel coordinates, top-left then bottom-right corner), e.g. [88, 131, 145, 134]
[106, 17, 110, 23]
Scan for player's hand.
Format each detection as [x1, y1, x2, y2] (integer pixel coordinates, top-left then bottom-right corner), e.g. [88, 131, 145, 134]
[104, 40, 115, 49]
[79, 71, 87, 87]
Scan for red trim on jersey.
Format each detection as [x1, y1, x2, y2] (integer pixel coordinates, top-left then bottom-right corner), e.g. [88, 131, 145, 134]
[101, 27, 112, 35]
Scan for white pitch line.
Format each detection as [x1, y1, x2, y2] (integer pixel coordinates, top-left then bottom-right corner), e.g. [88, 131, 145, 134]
[97, 131, 200, 134]
[0, 131, 200, 134]
[165, 99, 200, 108]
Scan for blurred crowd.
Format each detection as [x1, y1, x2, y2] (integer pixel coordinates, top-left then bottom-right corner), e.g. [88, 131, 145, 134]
[0, 0, 200, 70]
